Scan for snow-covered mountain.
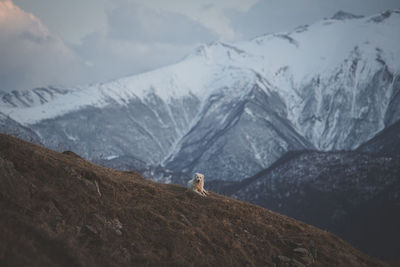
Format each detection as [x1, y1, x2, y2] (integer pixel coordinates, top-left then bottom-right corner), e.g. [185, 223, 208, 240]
[1, 10, 400, 181]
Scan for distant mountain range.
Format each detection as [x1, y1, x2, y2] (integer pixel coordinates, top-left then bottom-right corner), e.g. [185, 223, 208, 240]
[209, 149, 400, 260]
[1, 10, 400, 183]
[205, 118, 400, 260]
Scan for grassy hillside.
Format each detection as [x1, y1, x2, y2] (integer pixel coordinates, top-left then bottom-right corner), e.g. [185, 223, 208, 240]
[0, 134, 387, 266]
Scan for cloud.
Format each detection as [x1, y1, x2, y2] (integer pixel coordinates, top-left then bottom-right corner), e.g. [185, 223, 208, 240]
[70, 0, 258, 83]
[0, 0, 227, 91]
[13, 0, 109, 45]
[5, 0, 399, 92]
[0, 0, 86, 92]
[71, 1, 220, 83]
[125, 0, 259, 41]
[107, 2, 218, 43]
[73, 32, 199, 83]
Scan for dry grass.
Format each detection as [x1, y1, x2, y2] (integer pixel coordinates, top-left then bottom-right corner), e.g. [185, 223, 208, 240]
[0, 133, 389, 266]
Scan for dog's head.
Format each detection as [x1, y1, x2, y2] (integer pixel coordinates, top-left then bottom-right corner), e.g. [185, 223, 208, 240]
[193, 173, 204, 184]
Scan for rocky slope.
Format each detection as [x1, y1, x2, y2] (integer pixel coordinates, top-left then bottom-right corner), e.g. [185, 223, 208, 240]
[0, 112, 41, 144]
[358, 119, 400, 156]
[210, 150, 400, 260]
[1, 10, 400, 182]
[0, 133, 389, 266]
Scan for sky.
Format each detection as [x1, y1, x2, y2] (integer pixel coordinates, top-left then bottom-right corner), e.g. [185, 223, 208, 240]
[0, 0, 399, 92]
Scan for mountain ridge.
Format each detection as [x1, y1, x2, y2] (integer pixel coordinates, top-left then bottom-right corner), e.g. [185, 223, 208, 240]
[0, 133, 388, 266]
[358, 112, 400, 156]
[207, 149, 400, 260]
[0, 9, 399, 182]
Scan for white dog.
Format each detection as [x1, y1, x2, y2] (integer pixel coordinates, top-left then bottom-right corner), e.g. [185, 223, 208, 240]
[187, 173, 208, 196]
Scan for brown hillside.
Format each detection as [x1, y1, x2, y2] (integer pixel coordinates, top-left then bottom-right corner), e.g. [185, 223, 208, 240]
[0, 133, 387, 266]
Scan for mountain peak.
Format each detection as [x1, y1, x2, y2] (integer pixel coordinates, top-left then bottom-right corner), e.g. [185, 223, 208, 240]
[331, 10, 364, 20]
[368, 9, 400, 23]
[1, 9, 400, 182]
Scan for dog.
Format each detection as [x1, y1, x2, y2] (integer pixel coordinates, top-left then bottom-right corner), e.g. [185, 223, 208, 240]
[187, 173, 208, 196]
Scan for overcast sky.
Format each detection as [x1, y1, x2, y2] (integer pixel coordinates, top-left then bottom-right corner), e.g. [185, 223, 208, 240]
[1, 0, 399, 92]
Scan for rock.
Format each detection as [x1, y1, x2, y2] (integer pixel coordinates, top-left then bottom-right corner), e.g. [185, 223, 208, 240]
[115, 229, 122, 236]
[179, 214, 192, 226]
[293, 247, 314, 264]
[84, 225, 98, 235]
[104, 218, 123, 235]
[112, 218, 123, 230]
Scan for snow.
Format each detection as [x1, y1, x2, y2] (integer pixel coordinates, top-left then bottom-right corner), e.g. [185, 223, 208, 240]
[105, 155, 119, 160]
[3, 10, 400, 128]
[244, 107, 256, 120]
[0, 10, 399, 182]
[65, 132, 78, 142]
[3, 85, 106, 125]
[2, 51, 226, 126]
